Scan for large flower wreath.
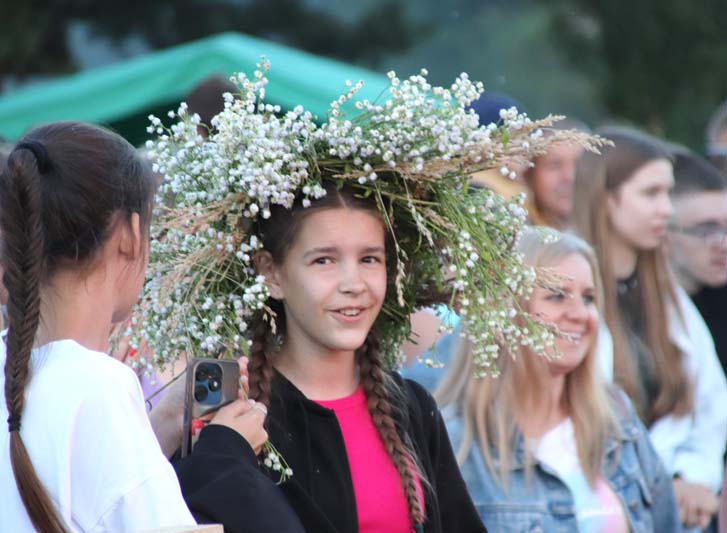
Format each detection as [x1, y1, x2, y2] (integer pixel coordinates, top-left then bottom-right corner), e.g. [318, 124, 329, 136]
[131, 59, 606, 379]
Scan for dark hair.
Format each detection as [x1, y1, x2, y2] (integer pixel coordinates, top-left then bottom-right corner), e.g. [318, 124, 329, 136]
[672, 151, 727, 196]
[248, 182, 426, 525]
[1, 121, 156, 532]
[186, 75, 238, 129]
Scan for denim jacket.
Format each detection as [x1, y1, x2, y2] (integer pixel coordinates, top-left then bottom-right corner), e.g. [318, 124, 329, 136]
[443, 391, 682, 533]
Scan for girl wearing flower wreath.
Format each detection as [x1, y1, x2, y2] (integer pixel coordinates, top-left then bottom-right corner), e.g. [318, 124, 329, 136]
[0, 121, 287, 533]
[572, 126, 727, 531]
[437, 228, 681, 532]
[181, 181, 487, 532]
[138, 62, 605, 533]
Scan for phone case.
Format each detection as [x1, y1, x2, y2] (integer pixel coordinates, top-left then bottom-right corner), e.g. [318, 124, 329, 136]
[180, 358, 240, 457]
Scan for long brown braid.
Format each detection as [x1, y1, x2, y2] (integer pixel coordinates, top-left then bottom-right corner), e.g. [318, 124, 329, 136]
[2, 148, 68, 533]
[358, 333, 426, 526]
[1, 122, 156, 532]
[248, 316, 276, 409]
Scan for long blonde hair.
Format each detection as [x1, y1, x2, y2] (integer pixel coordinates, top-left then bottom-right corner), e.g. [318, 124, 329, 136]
[436, 229, 618, 488]
[572, 126, 692, 424]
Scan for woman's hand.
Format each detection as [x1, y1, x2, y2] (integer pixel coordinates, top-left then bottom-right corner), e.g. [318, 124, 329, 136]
[210, 395, 268, 455]
[149, 354, 251, 458]
[673, 478, 718, 529]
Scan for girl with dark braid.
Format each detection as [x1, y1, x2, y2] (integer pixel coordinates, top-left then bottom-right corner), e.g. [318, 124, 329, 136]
[180, 181, 485, 532]
[0, 121, 274, 532]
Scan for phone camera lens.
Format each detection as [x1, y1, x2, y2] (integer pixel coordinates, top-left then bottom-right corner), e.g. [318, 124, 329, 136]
[208, 379, 221, 392]
[194, 385, 209, 402]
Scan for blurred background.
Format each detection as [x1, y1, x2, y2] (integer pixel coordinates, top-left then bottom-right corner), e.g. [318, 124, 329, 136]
[2, 0, 726, 149]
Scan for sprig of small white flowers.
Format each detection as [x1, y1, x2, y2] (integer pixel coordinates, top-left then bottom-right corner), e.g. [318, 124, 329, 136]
[263, 449, 294, 482]
[133, 58, 607, 378]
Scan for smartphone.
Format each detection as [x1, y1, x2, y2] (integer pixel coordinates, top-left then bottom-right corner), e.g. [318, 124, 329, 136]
[180, 358, 240, 457]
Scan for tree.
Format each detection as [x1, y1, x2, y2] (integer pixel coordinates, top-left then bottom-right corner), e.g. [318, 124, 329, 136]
[1, 0, 425, 85]
[546, 0, 727, 149]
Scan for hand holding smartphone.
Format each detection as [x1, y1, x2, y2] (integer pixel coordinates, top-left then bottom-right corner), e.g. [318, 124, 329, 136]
[180, 358, 240, 457]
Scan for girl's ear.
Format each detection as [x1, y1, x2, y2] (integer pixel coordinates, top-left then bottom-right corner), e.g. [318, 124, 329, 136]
[118, 213, 143, 261]
[254, 251, 285, 299]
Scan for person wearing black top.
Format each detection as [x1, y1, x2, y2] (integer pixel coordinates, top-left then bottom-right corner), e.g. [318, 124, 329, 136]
[666, 150, 727, 374]
[175, 372, 484, 532]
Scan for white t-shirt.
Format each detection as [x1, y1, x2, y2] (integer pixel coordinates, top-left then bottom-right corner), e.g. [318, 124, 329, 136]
[0, 337, 196, 532]
[532, 418, 628, 533]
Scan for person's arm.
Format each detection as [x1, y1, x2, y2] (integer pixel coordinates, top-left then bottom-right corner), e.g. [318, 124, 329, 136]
[719, 463, 727, 532]
[148, 374, 186, 458]
[174, 424, 305, 532]
[149, 356, 252, 458]
[671, 289, 727, 491]
[628, 403, 683, 532]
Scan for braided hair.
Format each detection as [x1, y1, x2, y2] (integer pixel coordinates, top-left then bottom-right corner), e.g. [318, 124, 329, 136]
[1, 122, 156, 532]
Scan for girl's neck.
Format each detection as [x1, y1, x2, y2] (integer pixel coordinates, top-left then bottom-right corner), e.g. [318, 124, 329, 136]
[610, 234, 639, 280]
[517, 374, 568, 439]
[275, 341, 359, 401]
[35, 269, 116, 353]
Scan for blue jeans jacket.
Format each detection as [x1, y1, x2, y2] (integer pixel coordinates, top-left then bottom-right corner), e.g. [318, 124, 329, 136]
[444, 392, 682, 533]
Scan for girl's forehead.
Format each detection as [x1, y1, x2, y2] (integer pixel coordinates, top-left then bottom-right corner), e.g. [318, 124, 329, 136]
[625, 158, 674, 188]
[295, 208, 385, 244]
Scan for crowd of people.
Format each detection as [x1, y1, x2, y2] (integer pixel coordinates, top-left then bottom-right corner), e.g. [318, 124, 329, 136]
[1, 76, 727, 533]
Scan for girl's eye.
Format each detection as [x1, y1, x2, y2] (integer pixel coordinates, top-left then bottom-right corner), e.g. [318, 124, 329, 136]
[313, 257, 333, 265]
[583, 293, 596, 305]
[362, 255, 383, 264]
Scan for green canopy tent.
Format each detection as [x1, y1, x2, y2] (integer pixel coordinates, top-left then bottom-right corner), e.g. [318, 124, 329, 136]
[0, 32, 390, 145]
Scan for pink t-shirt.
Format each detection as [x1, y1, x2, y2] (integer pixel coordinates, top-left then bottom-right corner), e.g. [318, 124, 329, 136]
[315, 386, 424, 533]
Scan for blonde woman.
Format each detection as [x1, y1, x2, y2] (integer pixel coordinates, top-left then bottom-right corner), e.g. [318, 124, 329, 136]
[437, 229, 680, 532]
[573, 126, 727, 529]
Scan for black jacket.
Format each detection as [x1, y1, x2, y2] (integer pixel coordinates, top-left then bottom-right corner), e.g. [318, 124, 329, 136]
[174, 424, 305, 532]
[175, 372, 485, 533]
[267, 372, 485, 533]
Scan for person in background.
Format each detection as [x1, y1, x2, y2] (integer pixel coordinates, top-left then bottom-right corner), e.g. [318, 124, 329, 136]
[573, 125, 727, 531]
[666, 150, 727, 374]
[522, 117, 590, 230]
[706, 101, 727, 175]
[186, 75, 238, 138]
[437, 228, 680, 532]
[467, 93, 534, 203]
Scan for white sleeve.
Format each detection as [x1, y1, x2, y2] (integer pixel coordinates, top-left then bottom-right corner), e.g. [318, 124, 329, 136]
[596, 320, 614, 383]
[71, 363, 196, 532]
[668, 289, 727, 491]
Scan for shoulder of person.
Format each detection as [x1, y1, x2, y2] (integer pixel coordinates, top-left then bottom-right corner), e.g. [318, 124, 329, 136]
[606, 384, 644, 440]
[38, 339, 142, 399]
[390, 372, 443, 441]
[391, 372, 438, 412]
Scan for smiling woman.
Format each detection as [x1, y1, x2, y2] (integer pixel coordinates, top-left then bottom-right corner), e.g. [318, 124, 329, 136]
[436, 228, 681, 533]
